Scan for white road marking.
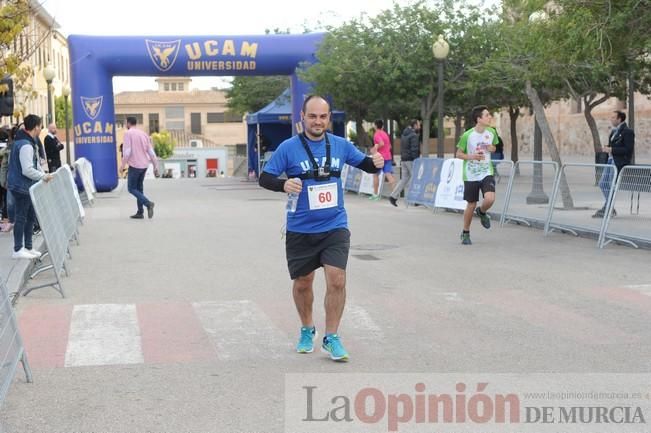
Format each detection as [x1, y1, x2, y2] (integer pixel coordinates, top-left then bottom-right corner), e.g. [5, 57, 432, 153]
[64, 304, 143, 367]
[192, 300, 292, 360]
[345, 304, 384, 341]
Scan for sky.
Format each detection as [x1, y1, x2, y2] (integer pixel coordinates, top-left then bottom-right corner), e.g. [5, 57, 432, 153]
[40, 0, 409, 92]
[41, 0, 499, 92]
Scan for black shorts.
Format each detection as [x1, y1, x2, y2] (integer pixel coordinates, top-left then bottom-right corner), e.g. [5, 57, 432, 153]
[285, 228, 350, 280]
[463, 176, 496, 203]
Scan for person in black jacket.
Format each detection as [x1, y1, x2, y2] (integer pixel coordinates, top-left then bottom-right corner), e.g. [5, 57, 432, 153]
[389, 119, 421, 207]
[44, 123, 64, 172]
[593, 110, 635, 218]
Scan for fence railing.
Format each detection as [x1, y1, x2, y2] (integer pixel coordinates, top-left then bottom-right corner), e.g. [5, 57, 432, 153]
[544, 163, 617, 243]
[501, 160, 559, 228]
[600, 164, 651, 249]
[0, 276, 33, 412]
[21, 165, 85, 298]
[74, 157, 96, 205]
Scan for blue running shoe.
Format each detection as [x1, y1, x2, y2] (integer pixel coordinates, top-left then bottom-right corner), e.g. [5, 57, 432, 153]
[296, 326, 317, 353]
[321, 334, 349, 361]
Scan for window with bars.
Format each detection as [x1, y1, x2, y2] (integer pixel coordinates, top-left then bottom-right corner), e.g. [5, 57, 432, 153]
[207, 112, 241, 123]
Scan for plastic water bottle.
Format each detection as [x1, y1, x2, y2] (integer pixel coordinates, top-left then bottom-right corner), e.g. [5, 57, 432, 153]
[286, 192, 299, 213]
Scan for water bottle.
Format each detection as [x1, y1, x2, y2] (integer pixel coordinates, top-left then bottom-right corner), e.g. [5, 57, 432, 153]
[286, 192, 299, 213]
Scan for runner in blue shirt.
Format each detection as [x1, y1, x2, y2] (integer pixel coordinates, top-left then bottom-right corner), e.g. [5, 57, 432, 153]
[259, 95, 384, 361]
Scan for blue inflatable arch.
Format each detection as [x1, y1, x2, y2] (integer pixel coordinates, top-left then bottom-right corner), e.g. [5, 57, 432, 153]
[68, 33, 325, 191]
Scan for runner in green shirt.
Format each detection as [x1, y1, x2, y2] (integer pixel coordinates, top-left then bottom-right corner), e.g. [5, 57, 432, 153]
[456, 106, 498, 245]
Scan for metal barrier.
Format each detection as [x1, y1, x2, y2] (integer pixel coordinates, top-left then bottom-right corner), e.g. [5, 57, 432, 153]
[74, 157, 96, 205]
[22, 168, 82, 298]
[491, 160, 515, 219]
[544, 163, 617, 243]
[0, 277, 33, 411]
[501, 160, 560, 227]
[65, 164, 86, 222]
[59, 166, 82, 245]
[600, 165, 651, 249]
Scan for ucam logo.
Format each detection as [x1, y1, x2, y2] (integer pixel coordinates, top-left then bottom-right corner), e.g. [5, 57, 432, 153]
[146, 40, 181, 72]
[81, 96, 103, 120]
[75, 95, 114, 143]
[447, 160, 455, 184]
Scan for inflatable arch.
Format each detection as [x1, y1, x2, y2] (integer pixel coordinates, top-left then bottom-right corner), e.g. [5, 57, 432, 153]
[68, 33, 325, 191]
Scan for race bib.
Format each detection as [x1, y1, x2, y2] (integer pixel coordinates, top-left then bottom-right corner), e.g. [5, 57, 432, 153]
[307, 182, 338, 210]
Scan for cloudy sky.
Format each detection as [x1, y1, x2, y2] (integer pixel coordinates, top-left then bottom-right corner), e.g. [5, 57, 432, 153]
[40, 0, 498, 91]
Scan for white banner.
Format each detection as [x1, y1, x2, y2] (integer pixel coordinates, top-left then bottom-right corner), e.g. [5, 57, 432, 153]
[359, 171, 375, 195]
[435, 158, 467, 210]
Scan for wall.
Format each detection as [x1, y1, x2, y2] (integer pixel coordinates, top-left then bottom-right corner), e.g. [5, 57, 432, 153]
[498, 95, 651, 160]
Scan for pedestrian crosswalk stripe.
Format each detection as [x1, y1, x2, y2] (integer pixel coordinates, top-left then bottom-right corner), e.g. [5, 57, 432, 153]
[192, 300, 293, 360]
[345, 303, 384, 341]
[64, 304, 144, 367]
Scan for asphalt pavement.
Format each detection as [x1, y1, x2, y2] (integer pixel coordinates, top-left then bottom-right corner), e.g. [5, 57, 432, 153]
[1, 175, 650, 433]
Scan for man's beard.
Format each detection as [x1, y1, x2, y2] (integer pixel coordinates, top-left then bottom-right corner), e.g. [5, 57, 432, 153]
[306, 128, 325, 139]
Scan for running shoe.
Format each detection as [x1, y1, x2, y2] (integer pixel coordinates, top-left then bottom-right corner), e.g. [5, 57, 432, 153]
[321, 334, 349, 361]
[476, 208, 491, 229]
[460, 231, 472, 245]
[296, 326, 317, 353]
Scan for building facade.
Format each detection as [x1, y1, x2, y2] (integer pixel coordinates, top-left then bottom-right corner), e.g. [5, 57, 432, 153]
[114, 78, 247, 176]
[114, 77, 244, 147]
[8, 1, 70, 127]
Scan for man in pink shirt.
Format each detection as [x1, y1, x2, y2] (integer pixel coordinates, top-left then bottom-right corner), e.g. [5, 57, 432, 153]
[120, 117, 159, 219]
[370, 120, 395, 200]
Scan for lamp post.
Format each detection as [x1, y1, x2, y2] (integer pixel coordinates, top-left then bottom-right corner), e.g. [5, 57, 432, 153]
[432, 34, 449, 158]
[62, 85, 71, 165]
[43, 63, 55, 124]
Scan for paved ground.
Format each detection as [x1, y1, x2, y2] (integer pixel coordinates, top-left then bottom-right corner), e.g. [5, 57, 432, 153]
[1, 175, 650, 433]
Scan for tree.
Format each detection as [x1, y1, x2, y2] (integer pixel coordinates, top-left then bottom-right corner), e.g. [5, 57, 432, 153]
[151, 131, 175, 159]
[225, 76, 289, 115]
[55, 95, 71, 129]
[547, 0, 651, 152]
[300, 17, 383, 147]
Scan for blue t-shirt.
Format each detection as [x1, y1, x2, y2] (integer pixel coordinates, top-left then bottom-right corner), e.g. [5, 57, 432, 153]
[263, 133, 366, 233]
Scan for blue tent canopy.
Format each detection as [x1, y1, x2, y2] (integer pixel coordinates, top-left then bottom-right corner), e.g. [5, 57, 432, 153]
[246, 88, 345, 125]
[246, 89, 346, 175]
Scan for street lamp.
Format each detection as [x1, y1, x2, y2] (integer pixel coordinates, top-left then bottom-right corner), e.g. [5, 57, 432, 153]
[432, 34, 449, 158]
[43, 63, 55, 124]
[62, 85, 71, 165]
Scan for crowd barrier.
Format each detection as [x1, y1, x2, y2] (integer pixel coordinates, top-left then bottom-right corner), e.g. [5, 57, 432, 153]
[544, 163, 617, 243]
[406, 158, 443, 208]
[0, 277, 33, 412]
[22, 165, 85, 298]
[600, 165, 651, 249]
[403, 158, 514, 214]
[75, 157, 96, 205]
[501, 161, 559, 227]
[341, 165, 385, 196]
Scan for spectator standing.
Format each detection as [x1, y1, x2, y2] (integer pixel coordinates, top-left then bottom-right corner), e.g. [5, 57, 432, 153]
[7, 115, 53, 258]
[389, 119, 421, 207]
[44, 123, 64, 172]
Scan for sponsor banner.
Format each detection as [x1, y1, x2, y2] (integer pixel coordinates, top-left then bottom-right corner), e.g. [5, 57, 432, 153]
[344, 165, 361, 192]
[406, 158, 444, 207]
[435, 158, 467, 210]
[286, 373, 651, 433]
[359, 171, 376, 195]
